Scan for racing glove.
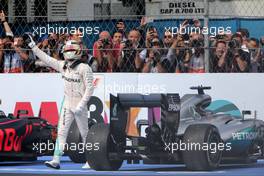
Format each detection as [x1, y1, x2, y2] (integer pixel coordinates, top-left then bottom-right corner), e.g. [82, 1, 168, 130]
[22, 33, 36, 49]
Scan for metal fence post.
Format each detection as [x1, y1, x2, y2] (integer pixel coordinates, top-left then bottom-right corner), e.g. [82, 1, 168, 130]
[204, 0, 210, 72]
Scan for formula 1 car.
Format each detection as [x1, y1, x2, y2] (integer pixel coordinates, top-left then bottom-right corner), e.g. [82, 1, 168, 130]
[85, 86, 264, 171]
[0, 109, 56, 161]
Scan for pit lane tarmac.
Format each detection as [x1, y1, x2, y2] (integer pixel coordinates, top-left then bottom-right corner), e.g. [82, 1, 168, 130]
[0, 156, 263, 176]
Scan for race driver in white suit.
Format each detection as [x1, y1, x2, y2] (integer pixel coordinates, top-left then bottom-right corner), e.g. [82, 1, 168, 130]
[23, 33, 94, 169]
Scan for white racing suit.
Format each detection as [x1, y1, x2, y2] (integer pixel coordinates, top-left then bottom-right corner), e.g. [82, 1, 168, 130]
[31, 46, 94, 160]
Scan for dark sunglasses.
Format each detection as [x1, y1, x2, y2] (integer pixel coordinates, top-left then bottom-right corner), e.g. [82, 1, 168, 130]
[164, 35, 172, 39]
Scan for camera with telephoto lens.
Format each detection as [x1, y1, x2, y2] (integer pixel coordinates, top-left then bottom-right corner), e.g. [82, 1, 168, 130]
[99, 38, 110, 49]
[181, 33, 190, 41]
[228, 39, 240, 49]
[124, 39, 133, 48]
[191, 39, 203, 48]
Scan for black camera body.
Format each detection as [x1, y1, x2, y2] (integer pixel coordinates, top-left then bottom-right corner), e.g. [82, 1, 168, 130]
[124, 39, 133, 48]
[191, 39, 203, 48]
[99, 38, 110, 49]
[228, 39, 240, 49]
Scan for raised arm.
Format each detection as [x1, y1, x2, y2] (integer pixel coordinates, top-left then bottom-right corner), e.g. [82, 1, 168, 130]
[0, 10, 14, 37]
[23, 33, 64, 72]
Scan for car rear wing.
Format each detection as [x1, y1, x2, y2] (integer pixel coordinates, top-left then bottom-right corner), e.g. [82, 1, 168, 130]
[110, 93, 181, 142]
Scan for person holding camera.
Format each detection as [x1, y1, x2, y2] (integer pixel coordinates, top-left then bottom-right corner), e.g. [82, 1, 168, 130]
[139, 26, 160, 64]
[209, 40, 232, 72]
[117, 29, 143, 72]
[0, 10, 30, 73]
[142, 37, 170, 73]
[168, 33, 192, 73]
[229, 34, 250, 72]
[92, 31, 114, 72]
[187, 34, 205, 73]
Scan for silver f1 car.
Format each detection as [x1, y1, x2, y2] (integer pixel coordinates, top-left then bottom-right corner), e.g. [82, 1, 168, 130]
[85, 86, 264, 171]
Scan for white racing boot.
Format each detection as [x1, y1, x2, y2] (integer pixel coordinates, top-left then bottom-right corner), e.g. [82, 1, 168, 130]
[45, 156, 60, 169]
[82, 162, 90, 169]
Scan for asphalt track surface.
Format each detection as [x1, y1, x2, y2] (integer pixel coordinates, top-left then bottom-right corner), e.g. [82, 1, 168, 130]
[0, 156, 263, 176]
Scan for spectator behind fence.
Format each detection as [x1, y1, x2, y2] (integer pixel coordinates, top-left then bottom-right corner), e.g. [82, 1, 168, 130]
[260, 36, 264, 71]
[93, 31, 114, 72]
[163, 30, 173, 49]
[112, 31, 123, 67]
[173, 34, 192, 73]
[142, 37, 170, 73]
[0, 10, 30, 73]
[188, 34, 205, 73]
[117, 29, 142, 72]
[209, 40, 232, 72]
[115, 19, 127, 42]
[139, 26, 159, 64]
[237, 28, 250, 52]
[248, 38, 261, 72]
[229, 33, 250, 72]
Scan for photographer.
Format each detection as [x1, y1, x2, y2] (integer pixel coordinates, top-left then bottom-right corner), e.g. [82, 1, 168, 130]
[142, 37, 170, 73]
[145, 26, 159, 49]
[117, 29, 142, 72]
[139, 26, 160, 64]
[93, 31, 114, 72]
[209, 40, 232, 72]
[229, 34, 250, 72]
[188, 34, 205, 73]
[169, 33, 192, 73]
[0, 10, 30, 73]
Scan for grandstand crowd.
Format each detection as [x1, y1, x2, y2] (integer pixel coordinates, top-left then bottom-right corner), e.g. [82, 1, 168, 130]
[0, 11, 264, 73]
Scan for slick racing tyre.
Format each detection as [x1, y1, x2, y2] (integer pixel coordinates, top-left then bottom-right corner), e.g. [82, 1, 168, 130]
[183, 124, 222, 171]
[86, 123, 124, 171]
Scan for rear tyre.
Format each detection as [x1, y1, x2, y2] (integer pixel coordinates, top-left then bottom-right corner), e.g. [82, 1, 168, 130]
[86, 123, 123, 171]
[183, 124, 222, 171]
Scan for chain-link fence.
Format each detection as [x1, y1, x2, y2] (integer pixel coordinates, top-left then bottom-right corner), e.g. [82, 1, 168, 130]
[0, 0, 264, 73]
